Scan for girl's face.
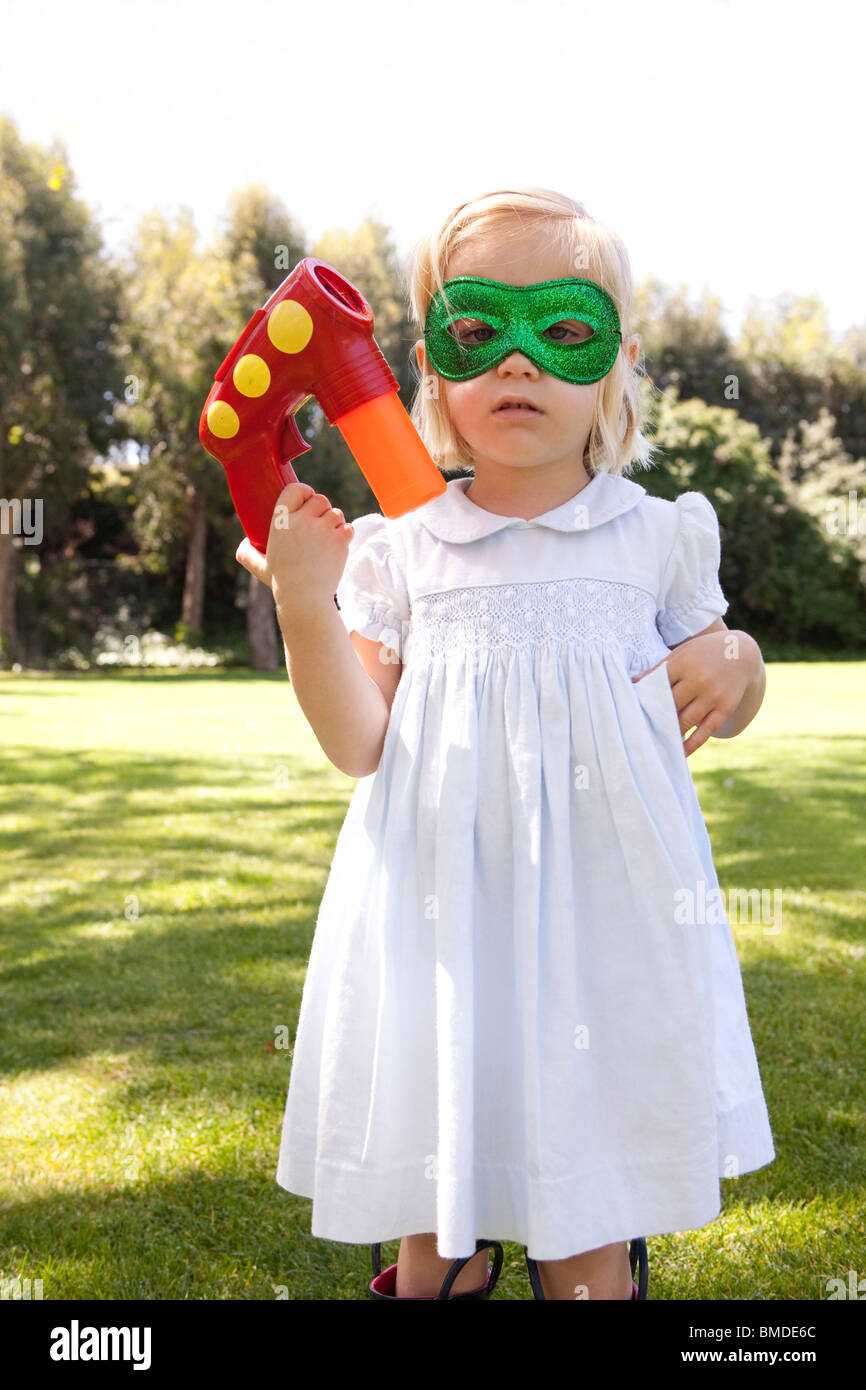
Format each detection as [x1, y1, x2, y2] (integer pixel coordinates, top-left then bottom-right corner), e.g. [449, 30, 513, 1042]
[417, 230, 617, 482]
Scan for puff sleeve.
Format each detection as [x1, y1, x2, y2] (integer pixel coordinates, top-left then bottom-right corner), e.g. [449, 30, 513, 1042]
[656, 491, 729, 646]
[335, 512, 410, 659]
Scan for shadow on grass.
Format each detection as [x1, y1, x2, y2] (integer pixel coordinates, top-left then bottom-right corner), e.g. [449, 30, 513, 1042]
[0, 744, 354, 1078]
[691, 743, 866, 912]
[0, 746, 348, 849]
[0, 1170, 373, 1299]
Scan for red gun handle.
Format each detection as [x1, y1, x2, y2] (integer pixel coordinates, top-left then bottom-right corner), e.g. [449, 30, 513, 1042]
[224, 410, 310, 555]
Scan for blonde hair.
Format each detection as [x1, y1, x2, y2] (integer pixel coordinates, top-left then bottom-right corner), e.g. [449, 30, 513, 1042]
[405, 187, 656, 477]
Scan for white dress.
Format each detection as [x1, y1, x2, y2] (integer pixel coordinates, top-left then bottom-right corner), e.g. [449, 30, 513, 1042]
[275, 470, 775, 1261]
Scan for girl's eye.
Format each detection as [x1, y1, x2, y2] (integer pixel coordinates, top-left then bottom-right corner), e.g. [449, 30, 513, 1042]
[447, 319, 497, 345]
[445, 318, 594, 345]
[544, 320, 594, 343]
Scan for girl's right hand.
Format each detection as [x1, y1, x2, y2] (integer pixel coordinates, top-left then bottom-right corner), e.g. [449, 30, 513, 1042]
[235, 482, 354, 616]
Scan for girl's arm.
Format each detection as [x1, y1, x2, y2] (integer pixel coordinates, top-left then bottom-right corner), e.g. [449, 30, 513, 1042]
[702, 627, 766, 740]
[276, 602, 397, 779]
[348, 632, 404, 710]
[236, 482, 400, 780]
[635, 617, 767, 755]
[664, 618, 766, 754]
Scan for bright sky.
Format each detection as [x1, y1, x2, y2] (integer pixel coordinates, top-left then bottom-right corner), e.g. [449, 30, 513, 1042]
[2, 0, 863, 339]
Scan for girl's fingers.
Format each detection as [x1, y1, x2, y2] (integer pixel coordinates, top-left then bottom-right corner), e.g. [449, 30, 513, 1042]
[236, 538, 269, 583]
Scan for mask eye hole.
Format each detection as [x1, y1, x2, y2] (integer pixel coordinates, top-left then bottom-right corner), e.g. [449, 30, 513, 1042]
[543, 319, 595, 343]
[446, 317, 498, 346]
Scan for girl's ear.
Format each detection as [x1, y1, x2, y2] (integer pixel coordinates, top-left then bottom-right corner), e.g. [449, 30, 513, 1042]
[623, 335, 639, 370]
[413, 338, 427, 373]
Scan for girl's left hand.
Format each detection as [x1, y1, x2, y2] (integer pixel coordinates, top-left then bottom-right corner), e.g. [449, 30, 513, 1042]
[631, 630, 759, 756]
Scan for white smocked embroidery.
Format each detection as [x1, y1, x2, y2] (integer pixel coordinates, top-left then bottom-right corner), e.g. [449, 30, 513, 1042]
[405, 578, 670, 670]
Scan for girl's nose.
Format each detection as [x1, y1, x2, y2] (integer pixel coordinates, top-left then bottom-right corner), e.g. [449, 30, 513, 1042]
[498, 351, 538, 375]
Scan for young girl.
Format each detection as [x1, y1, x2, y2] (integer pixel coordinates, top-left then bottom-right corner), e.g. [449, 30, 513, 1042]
[237, 187, 775, 1301]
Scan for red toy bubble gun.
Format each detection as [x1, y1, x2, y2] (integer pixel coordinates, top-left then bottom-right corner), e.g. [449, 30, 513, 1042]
[199, 257, 446, 553]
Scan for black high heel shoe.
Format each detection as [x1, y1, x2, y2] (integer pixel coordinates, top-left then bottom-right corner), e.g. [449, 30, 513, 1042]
[524, 1236, 649, 1300]
[369, 1238, 504, 1299]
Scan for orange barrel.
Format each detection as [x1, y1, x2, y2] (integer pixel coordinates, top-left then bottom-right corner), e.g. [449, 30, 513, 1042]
[336, 390, 446, 518]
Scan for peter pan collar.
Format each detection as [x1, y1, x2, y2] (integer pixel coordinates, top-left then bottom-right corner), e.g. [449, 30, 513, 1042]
[416, 471, 646, 543]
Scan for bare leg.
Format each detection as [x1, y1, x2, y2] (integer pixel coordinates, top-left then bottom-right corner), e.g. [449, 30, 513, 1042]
[535, 1240, 633, 1300]
[395, 1232, 491, 1298]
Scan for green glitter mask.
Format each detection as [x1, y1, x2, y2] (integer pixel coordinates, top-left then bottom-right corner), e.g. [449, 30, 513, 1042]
[424, 276, 622, 384]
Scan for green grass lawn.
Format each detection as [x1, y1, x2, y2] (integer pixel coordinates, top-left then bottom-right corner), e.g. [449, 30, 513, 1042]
[0, 665, 864, 1300]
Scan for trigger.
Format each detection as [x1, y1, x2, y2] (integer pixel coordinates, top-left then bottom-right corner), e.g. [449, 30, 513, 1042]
[279, 408, 313, 464]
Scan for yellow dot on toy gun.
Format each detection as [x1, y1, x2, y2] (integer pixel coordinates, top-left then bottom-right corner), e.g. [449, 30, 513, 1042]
[268, 300, 313, 354]
[206, 401, 240, 439]
[233, 354, 271, 397]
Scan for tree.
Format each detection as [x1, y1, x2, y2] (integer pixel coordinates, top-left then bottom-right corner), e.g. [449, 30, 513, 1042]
[115, 209, 263, 641]
[827, 322, 866, 467]
[642, 389, 866, 650]
[216, 182, 307, 297]
[0, 116, 125, 664]
[633, 276, 746, 410]
[733, 293, 837, 458]
[778, 407, 866, 588]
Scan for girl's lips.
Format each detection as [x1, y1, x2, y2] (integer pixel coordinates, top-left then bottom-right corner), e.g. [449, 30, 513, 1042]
[493, 406, 543, 418]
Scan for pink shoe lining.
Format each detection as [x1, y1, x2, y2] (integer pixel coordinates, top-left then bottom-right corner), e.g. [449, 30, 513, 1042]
[370, 1262, 491, 1299]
